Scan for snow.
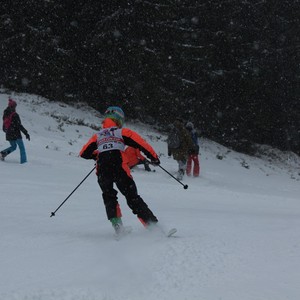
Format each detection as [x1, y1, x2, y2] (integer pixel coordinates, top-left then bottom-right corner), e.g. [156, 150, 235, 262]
[1, 92, 300, 300]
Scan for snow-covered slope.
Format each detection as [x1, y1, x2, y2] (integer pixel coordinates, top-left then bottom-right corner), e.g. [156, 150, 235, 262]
[1, 91, 300, 300]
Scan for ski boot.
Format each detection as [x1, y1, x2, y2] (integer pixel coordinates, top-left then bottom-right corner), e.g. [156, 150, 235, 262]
[177, 169, 184, 180]
[110, 217, 132, 240]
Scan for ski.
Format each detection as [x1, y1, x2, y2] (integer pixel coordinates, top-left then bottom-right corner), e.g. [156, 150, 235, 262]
[165, 228, 177, 237]
[113, 226, 177, 240]
[114, 226, 133, 241]
[148, 224, 177, 238]
[154, 226, 177, 237]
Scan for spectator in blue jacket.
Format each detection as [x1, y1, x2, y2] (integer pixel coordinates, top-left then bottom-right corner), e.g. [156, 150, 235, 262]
[185, 122, 200, 177]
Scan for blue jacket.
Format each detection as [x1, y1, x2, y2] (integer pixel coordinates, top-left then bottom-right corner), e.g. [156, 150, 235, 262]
[187, 128, 199, 154]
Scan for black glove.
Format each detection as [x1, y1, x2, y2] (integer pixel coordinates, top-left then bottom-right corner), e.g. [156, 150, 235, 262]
[168, 151, 172, 157]
[26, 133, 30, 141]
[151, 157, 160, 166]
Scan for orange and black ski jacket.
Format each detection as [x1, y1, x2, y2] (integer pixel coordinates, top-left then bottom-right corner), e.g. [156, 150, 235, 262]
[79, 118, 158, 176]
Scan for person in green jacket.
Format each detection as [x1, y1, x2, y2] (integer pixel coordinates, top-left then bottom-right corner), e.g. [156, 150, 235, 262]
[167, 118, 195, 180]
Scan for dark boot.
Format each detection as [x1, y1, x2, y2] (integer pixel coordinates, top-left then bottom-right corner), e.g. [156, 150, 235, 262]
[0, 152, 6, 161]
[143, 160, 151, 172]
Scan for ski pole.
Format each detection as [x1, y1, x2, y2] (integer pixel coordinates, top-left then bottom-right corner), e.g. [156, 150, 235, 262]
[157, 164, 188, 190]
[50, 166, 96, 217]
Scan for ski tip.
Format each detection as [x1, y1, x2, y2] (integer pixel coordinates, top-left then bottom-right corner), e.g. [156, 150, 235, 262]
[166, 228, 177, 237]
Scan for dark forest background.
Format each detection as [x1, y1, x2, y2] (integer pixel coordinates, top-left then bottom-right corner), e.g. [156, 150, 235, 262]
[0, 0, 299, 154]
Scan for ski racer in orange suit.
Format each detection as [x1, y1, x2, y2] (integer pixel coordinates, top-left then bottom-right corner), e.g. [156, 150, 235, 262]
[125, 146, 152, 171]
[79, 106, 160, 235]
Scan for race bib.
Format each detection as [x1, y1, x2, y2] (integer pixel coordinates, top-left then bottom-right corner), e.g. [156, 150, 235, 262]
[97, 127, 125, 152]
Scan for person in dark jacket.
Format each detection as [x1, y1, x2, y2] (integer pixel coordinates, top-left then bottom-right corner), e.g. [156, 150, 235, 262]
[79, 106, 160, 236]
[185, 122, 200, 177]
[0, 98, 30, 164]
[167, 118, 194, 180]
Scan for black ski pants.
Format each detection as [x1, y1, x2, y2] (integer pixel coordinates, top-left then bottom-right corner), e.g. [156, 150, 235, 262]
[97, 166, 158, 225]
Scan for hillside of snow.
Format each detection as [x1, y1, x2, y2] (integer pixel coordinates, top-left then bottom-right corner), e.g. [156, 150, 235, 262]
[1, 91, 300, 300]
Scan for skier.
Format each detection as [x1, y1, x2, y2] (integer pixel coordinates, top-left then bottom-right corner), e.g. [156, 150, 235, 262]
[185, 122, 200, 177]
[79, 106, 160, 236]
[0, 98, 30, 164]
[125, 146, 152, 171]
[167, 118, 194, 180]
